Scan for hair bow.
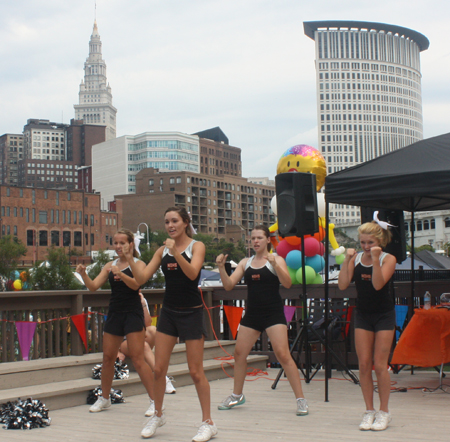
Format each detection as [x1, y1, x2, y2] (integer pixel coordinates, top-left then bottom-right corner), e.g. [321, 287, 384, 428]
[373, 211, 396, 230]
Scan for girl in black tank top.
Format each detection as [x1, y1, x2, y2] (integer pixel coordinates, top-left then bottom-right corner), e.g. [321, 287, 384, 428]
[76, 229, 156, 433]
[216, 225, 309, 416]
[123, 207, 217, 441]
[338, 220, 397, 431]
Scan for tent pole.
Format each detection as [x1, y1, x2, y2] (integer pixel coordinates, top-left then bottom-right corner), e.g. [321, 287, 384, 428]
[324, 200, 330, 402]
[410, 209, 415, 320]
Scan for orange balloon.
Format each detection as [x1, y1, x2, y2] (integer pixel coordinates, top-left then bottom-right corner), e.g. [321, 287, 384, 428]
[312, 226, 325, 242]
[285, 236, 302, 246]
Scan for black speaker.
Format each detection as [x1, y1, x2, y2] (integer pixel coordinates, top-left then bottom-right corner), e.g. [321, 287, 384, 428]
[360, 207, 407, 264]
[275, 172, 319, 237]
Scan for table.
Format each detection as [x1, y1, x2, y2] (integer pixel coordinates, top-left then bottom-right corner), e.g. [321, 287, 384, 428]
[391, 307, 450, 367]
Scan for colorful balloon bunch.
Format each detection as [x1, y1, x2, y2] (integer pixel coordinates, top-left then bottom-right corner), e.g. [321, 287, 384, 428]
[9, 270, 30, 291]
[276, 231, 327, 285]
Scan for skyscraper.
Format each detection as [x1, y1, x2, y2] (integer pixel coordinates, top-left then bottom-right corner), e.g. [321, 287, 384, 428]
[74, 21, 117, 141]
[304, 20, 429, 224]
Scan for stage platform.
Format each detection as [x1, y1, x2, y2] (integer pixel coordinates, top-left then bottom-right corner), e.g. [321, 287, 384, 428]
[2, 368, 448, 441]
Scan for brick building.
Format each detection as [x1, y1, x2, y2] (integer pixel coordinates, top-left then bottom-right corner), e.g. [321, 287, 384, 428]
[0, 185, 119, 263]
[114, 168, 276, 246]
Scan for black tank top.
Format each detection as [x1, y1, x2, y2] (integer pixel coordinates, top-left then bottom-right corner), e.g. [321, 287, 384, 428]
[108, 258, 142, 313]
[161, 240, 202, 309]
[353, 252, 394, 314]
[244, 256, 283, 312]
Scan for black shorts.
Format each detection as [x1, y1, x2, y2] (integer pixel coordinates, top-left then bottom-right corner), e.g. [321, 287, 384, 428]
[104, 310, 145, 336]
[157, 306, 206, 341]
[354, 308, 396, 333]
[240, 307, 287, 333]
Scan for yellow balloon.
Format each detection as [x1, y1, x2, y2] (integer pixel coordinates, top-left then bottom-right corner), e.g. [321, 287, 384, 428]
[13, 279, 23, 290]
[276, 145, 327, 191]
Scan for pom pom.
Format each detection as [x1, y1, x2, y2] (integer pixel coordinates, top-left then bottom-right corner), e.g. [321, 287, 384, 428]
[87, 387, 125, 405]
[92, 359, 129, 380]
[0, 398, 51, 430]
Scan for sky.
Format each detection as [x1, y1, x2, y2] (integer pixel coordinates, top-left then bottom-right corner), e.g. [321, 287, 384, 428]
[1, 0, 449, 180]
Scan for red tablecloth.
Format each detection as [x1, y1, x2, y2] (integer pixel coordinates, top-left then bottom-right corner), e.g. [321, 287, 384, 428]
[391, 307, 450, 367]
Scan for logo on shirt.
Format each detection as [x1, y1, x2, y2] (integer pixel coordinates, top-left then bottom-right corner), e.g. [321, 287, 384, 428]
[167, 263, 178, 270]
[361, 273, 372, 281]
[252, 274, 261, 281]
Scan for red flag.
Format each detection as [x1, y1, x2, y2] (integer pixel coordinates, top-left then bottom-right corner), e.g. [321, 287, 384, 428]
[223, 305, 244, 339]
[15, 321, 37, 361]
[71, 313, 88, 350]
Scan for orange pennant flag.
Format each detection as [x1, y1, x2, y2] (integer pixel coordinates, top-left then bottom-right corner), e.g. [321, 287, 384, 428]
[223, 305, 244, 339]
[71, 313, 88, 351]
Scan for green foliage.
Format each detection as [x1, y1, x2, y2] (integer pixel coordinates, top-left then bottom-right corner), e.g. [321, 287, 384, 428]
[0, 235, 27, 281]
[88, 249, 112, 290]
[194, 233, 246, 266]
[31, 246, 83, 290]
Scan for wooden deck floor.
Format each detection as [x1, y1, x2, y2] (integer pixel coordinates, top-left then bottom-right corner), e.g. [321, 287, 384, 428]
[2, 368, 449, 441]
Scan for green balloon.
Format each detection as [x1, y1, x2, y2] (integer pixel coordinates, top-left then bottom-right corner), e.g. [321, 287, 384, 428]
[313, 273, 323, 284]
[335, 254, 345, 265]
[288, 267, 299, 285]
[296, 265, 316, 284]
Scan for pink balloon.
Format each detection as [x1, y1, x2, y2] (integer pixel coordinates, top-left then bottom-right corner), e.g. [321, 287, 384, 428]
[276, 239, 298, 259]
[303, 237, 320, 257]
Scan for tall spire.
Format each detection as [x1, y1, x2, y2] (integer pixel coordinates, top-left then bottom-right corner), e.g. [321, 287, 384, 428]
[74, 20, 117, 141]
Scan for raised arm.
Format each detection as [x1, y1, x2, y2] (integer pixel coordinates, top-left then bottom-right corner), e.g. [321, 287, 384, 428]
[267, 254, 292, 289]
[123, 243, 164, 286]
[110, 260, 146, 291]
[165, 239, 206, 281]
[338, 248, 357, 290]
[216, 254, 246, 291]
[370, 247, 397, 291]
[76, 261, 112, 292]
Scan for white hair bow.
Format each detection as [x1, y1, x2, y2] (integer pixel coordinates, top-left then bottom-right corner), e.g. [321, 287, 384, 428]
[134, 237, 141, 256]
[188, 212, 197, 236]
[373, 211, 396, 230]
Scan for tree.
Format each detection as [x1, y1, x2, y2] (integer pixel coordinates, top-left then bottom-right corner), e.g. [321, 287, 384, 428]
[31, 246, 83, 290]
[87, 249, 112, 290]
[0, 235, 27, 282]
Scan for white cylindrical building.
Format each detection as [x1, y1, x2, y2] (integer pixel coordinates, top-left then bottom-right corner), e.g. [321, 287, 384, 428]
[304, 20, 429, 225]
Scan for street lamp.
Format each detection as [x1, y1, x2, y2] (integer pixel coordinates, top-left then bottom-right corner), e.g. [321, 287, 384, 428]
[136, 222, 150, 248]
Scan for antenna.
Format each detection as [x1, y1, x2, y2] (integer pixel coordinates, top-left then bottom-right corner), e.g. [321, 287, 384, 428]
[95, 2, 97, 21]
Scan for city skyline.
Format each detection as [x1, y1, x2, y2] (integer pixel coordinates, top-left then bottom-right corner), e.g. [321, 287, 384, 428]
[1, 1, 449, 180]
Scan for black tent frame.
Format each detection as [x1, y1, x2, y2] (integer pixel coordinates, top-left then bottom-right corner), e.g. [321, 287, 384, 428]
[322, 132, 450, 400]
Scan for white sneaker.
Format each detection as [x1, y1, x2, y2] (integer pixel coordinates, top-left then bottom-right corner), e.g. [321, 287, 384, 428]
[145, 399, 165, 417]
[141, 413, 166, 438]
[371, 410, 391, 431]
[89, 396, 111, 413]
[165, 376, 176, 394]
[192, 421, 218, 442]
[359, 410, 376, 430]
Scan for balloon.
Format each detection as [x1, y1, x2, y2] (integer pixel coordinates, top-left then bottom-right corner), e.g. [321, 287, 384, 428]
[318, 241, 325, 256]
[335, 254, 345, 265]
[288, 267, 299, 285]
[20, 271, 27, 281]
[270, 195, 277, 216]
[312, 226, 325, 242]
[296, 266, 317, 284]
[276, 145, 327, 191]
[11, 270, 20, 280]
[23, 282, 30, 290]
[306, 255, 325, 273]
[313, 273, 323, 284]
[317, 193, 326, 217]
[286, 250, 303, 270]
[285, 236, 302, 246]
[276, 239, 298, 259]
[13, 279, 22, 291]
[303, 237, 321, 257]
